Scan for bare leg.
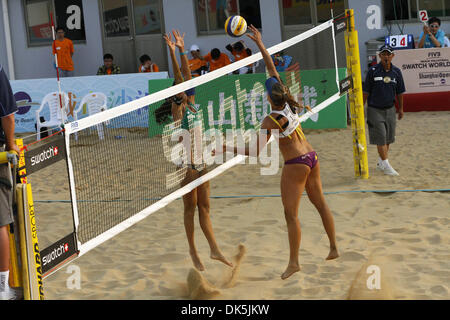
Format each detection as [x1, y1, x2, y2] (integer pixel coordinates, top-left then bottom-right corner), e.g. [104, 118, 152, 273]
[182, 170, 204, 271]
[280, 164, 309, 280]
[0, 226, 9, 271]
[377, 144, 388, 160]
[197, 180, 233, 267]
[305, 161, 339, 260]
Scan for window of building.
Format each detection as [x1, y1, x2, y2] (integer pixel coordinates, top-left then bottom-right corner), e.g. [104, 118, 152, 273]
[384, 0, 450, 22]
[282, 0, 312, 25]
[133, 0, 162, 35]
[281, 0, 345, 26]
[317, 0, 345, 23]
[24, 0, 54, 45]
[195, 0, 261, 34]
[24, 0, 86, 46]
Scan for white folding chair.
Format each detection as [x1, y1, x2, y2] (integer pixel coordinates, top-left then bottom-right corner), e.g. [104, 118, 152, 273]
[35, 92, 69, 141]
[73, 92, 108, 140]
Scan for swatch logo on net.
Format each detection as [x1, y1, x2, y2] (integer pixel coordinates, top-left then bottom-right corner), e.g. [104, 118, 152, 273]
[30, 146, 59, 166]
[42, 243, 69, 266]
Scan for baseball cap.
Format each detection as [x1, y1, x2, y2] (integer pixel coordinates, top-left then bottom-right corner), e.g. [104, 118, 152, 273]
[379, 44, 394, 54]
[265, 77, 279, 98]
[190, 44, 200, 52]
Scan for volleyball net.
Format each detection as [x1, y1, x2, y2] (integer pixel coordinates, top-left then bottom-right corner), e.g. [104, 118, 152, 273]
[64, 17, 348, 260]
[21, 16, 351, 283]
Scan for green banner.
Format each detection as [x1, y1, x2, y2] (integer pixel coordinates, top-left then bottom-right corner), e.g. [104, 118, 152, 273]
[148, 68, 347, 137]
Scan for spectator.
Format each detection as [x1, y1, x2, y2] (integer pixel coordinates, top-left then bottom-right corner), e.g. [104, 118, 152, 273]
[97, 53, 121, 75]
[0, 64, 21, 300]
[444, 35, 450, 47]
[139, 54, 159, 73]
[225, 40, 253, 74]
[52, 27, 74, 77]
[418, 17, 445, 48]
[188, 44, 208, 77]
[203, 48, 231, 72]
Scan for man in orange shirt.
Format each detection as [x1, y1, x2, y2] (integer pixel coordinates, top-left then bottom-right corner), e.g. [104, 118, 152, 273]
[139, 54, 160, 73]
[225, 40, 253, 74]
[204, 48, 231, 72]
[52, 27, 74, 77]
[188, 44, 207, 77]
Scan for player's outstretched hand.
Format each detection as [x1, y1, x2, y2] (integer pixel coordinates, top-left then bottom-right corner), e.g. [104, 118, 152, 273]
[172, 29, 186, 50]
[163, 33, 176, 52]
[246, 25, 262, 44]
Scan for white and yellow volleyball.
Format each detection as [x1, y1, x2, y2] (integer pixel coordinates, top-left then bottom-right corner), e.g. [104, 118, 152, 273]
[225, 15, 247, 37]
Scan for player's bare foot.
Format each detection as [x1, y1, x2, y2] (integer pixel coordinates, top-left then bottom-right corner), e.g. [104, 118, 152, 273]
[326, 247, 339, 260]
[190, 251, 205, 271]
[281, 263, 301, 280]
[210, 250, 233, 267]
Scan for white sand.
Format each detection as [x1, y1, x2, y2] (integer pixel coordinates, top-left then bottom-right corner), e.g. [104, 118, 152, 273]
[30, 111, 449, 299]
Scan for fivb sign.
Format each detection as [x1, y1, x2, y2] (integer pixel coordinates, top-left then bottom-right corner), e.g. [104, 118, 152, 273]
[55, 0, 86, 41]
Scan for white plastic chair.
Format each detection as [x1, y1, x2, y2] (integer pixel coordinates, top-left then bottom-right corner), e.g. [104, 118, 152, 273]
[73, 92, 108, 140]
[35, 92, 69, 141]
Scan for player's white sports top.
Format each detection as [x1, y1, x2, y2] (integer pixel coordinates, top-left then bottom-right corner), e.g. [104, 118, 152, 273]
[268, 103, 306, 140]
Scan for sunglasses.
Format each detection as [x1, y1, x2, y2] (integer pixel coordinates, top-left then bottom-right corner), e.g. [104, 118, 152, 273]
[429, 24, 439, 28]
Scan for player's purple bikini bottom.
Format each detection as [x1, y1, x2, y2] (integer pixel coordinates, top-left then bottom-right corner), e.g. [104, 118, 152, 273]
[284, 151, 318, 169]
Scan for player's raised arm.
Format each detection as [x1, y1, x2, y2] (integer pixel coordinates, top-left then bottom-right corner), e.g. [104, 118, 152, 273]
[164, 33, 183, 85]
[173, 30, 191, 81]
[247, 25, 280, 81]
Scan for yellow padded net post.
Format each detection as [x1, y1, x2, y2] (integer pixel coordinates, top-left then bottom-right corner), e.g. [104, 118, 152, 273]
[345, 9, 369, 179]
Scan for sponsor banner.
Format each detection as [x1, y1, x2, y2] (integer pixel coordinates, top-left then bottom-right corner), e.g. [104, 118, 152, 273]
[339, 75, 353, 95]
[334, 18, 347, 34]
[148, 68, 348, 137]
[24, 135, 66, 175]
[10, 72, 168, 133]
[390, 47, 450, 94]
[41, 232, 78, 276]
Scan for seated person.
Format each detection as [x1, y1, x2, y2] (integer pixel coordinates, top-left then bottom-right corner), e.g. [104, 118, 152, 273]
[418, 17, 445, 48]
[97, 53, 121, 75]
[225, 40, 253, 74]
[139, 54, 160, 72]
[272, 51, 293, 72]
[203, 48, 231, 72]
[188, 44, 208, 77]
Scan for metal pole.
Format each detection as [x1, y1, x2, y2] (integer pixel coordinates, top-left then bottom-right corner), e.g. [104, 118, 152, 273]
[2, 0, 15, 80]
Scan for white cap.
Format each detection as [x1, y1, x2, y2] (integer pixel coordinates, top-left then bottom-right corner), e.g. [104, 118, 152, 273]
[190, 44, 200, 52]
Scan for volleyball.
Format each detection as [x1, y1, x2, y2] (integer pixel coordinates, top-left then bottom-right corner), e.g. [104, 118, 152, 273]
[225, 15, 247, 37]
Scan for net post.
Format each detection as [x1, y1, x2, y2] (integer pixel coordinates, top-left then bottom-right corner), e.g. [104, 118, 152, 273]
[344, 9, 369, 179]
[14, 139, 45, 300]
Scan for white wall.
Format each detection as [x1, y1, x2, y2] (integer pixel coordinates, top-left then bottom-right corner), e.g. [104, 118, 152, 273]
[7, 0, 104, 80]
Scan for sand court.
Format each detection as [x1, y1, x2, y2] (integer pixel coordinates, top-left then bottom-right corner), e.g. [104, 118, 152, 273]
[29, 111, 449, 299]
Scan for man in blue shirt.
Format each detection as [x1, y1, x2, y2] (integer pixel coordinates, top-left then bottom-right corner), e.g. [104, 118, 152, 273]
[0, 65, 20, 300]
[363, 44, 406, 176]
[418, 17, 446, 48]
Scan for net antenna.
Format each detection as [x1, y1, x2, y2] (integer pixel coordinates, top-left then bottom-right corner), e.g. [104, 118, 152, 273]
[329, 0, 340, 92]
[61, 18, 343, 262]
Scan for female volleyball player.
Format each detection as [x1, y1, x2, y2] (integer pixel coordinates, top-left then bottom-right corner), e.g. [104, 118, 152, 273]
[162, 30, 232, 271]
[217, 25, 339, 280]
